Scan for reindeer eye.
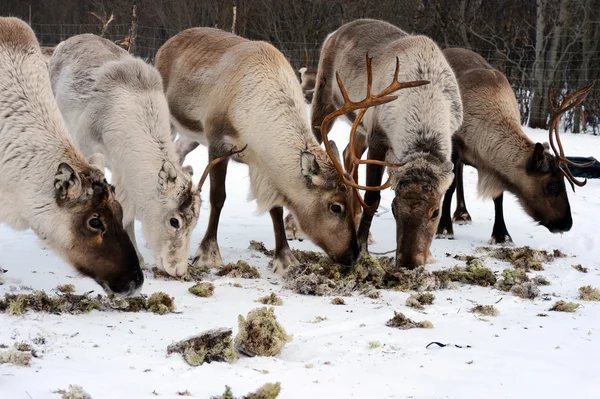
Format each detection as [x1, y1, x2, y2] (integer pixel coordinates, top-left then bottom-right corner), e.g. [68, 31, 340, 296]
[330, 204, 343, 215]
[88, 217, 103, 230]
[548, 182, 559, 195]
[170, 218, 180, 228]
[432, 209, 440, 219]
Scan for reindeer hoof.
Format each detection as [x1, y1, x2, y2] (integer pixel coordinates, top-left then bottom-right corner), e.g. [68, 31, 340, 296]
[453, 212, 472, 225]
[272, 251, 300, 276]
[489, 235, 513, 245]
[435, 229, 454, 240]
[193, 241, 223, 267]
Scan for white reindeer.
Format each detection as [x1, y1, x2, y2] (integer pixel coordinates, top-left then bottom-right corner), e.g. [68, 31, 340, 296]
[0, 18, 143, 295]
[49, 34, 199, 277]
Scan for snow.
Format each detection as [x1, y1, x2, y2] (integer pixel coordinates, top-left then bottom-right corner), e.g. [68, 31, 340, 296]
[1, 121, 600, 399]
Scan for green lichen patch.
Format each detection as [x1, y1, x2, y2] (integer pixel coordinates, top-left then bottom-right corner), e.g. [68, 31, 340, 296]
[386, 311, 433, 330]
[189, 282, 215, 298]
[235, 307, 292, 357]
[495, 269, 540, 299]
[549, 300, 580, 312]
[218, 261, 261, 279]
[211, 383, 281, 399]
[255, 293, 283, 306]
[447, 259, 497, 287]
[469, 304, 499, 317]
[56, 284, 76, 294]
[152, 265, 210, 282]
[146, 292, 176, 315]
[405, 292, 435, 309]
[368, 341, 381, 349]
[578, 286, 600, 301]
[331, 297, 345, 305]
[480, 246, 567, 271]
[167, 328, 236, 366]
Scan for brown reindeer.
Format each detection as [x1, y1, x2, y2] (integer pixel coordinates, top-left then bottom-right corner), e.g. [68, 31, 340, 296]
[437, 48, 593, 243]
[312, 19, 462, 270]
[155, 27, 365, 274]
[298, 48, 317, 103]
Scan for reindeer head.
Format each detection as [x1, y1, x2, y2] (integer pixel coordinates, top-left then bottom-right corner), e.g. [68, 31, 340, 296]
[389, 156, 453, 269]
[53, 156, 143, 296]
[142, 160, 199, 277]
[319, 55, 430, 270]
[520, 83, 594, 233]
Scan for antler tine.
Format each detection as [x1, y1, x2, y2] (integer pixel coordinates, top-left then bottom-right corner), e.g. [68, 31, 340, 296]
[558, 82, 594, 114]
[335, 71, 353, 105]
[378, 56, 429, 98]
[198, 144, 248, 192]
[560, 163, 587, 189]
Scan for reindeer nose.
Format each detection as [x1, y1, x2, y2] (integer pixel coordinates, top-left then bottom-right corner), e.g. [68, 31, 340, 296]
[545, 214, 572, 233]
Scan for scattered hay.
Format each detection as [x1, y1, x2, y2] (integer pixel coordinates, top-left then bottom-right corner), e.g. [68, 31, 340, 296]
[447, 259, 496, 287]
[571, 264, 588, 273]
[480, 246, 566, 271]
[368, 341, 381, 349]
[549, 300, 580, 312]
[255, 293, 283, 306]
[152, 265, 210, 282]
[578, 286, 600, 301]
[331, 297, 345, 305]
[167, 328, 236, 366]
[406, 292, 435, 309]
[212, 383, 281, 399]
[0, 344, 33, 366]
[217, 261, 261, 279]
[54, 385, 92, 399]
[189, 282, 215, 298]
[235, 307, 292, 357]
[386, 311, 433, 330]
[469, 304, 499, 317]
[56, 284, 76, 294]
[146, 292, 176, 315]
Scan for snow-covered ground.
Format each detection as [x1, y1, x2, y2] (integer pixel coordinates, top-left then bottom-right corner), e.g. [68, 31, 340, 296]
[1, 121, 599, 399]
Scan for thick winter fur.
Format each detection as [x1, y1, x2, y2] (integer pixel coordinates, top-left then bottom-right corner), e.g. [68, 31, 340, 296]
[0, 18, 142, 294]
[49, 34, 199, 277]
[155, 28, 359, 273]
[312, 19, 462, 269]
[438, 48, 572, 242]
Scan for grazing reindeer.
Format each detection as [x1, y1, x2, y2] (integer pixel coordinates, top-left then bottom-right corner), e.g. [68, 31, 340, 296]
[155, 27, 361, 273]
[0, 18, 143, 295]
[49, 34, 201, 277]
[312, 19, 462, 270]
[437, 48, 593, 243]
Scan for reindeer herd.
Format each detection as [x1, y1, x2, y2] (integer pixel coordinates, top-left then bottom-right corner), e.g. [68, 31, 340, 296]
[0, 16, 593, 297]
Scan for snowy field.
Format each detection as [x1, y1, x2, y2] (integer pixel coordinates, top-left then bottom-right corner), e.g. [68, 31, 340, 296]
[1, 120, 600, 399]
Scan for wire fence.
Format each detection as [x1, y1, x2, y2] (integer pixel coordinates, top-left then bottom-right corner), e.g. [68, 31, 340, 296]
[32, 23, 600, 134]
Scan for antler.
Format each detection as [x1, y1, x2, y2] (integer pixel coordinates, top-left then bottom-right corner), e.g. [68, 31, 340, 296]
[198, 144, 248, 192]
[547, 82, 595, 191]
[319, 54, 429, 213]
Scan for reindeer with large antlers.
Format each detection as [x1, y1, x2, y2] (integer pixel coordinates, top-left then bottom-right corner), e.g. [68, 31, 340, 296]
[437, 47, 593, 243]
[312, 19, 462, 270]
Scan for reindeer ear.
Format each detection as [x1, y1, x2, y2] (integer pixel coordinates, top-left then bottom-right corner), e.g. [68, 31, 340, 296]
[182, 165, 194, 177]
[301, 151, 320, 183]
[528, 143, 551, 173]
[54, 163, 82, 201]
[328, 140, 342, 163]
[88, 153, 105, 171]
[158, 160, 178, 191]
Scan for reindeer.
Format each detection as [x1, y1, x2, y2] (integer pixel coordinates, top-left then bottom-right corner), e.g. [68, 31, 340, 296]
[312, 19, 462, 270]
[298, 48, 317, 103]
[437, 48, 593, 243]
[155, 27, 362, 274]
[49, 34, 202, 277]
[0, 17, 143, 295]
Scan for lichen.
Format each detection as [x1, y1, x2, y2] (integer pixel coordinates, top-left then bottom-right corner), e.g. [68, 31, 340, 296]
[189, 282, 215, 298]
[496, 268, 529, 291]
[235, 307, 292, 357]
[331, 297, 345, 305]
[212, 383, 281, 399]
[571, 264, 588, 273]
[447, 259, 496, 287]
[511, 281, 541, 299]
[0, 344, 33, 366]
[469, 304, 499, 317]
[167, 328, 236, 366]
[146, 292, 175, 315]
[248, 240, 274, 257]
[56, 284, 76, 294]
[578, 286, 600, 301]
[480, 246, 567, 271]
[549, 300, 580, 312]
[255, 293, 283, 306]
[406, 292, 435, 309]
[368, 341, 381, 349]
[152, 265, 210, 282]
[386, 311, 433, 330]
[217, 260, 261, 279]
[54, 385, 92, 399]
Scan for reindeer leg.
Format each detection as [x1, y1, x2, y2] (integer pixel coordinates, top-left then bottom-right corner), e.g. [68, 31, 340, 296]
[193, 150, 229, 267]
[284, 212, 305, 242]
[490, 193, 513, 244]
[436, 154, 458, 239]
[175, 137, 200, 164]
[452, 160, 472, 224]
[270, 206, 300, 276]
[357, 144, 387, 252]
